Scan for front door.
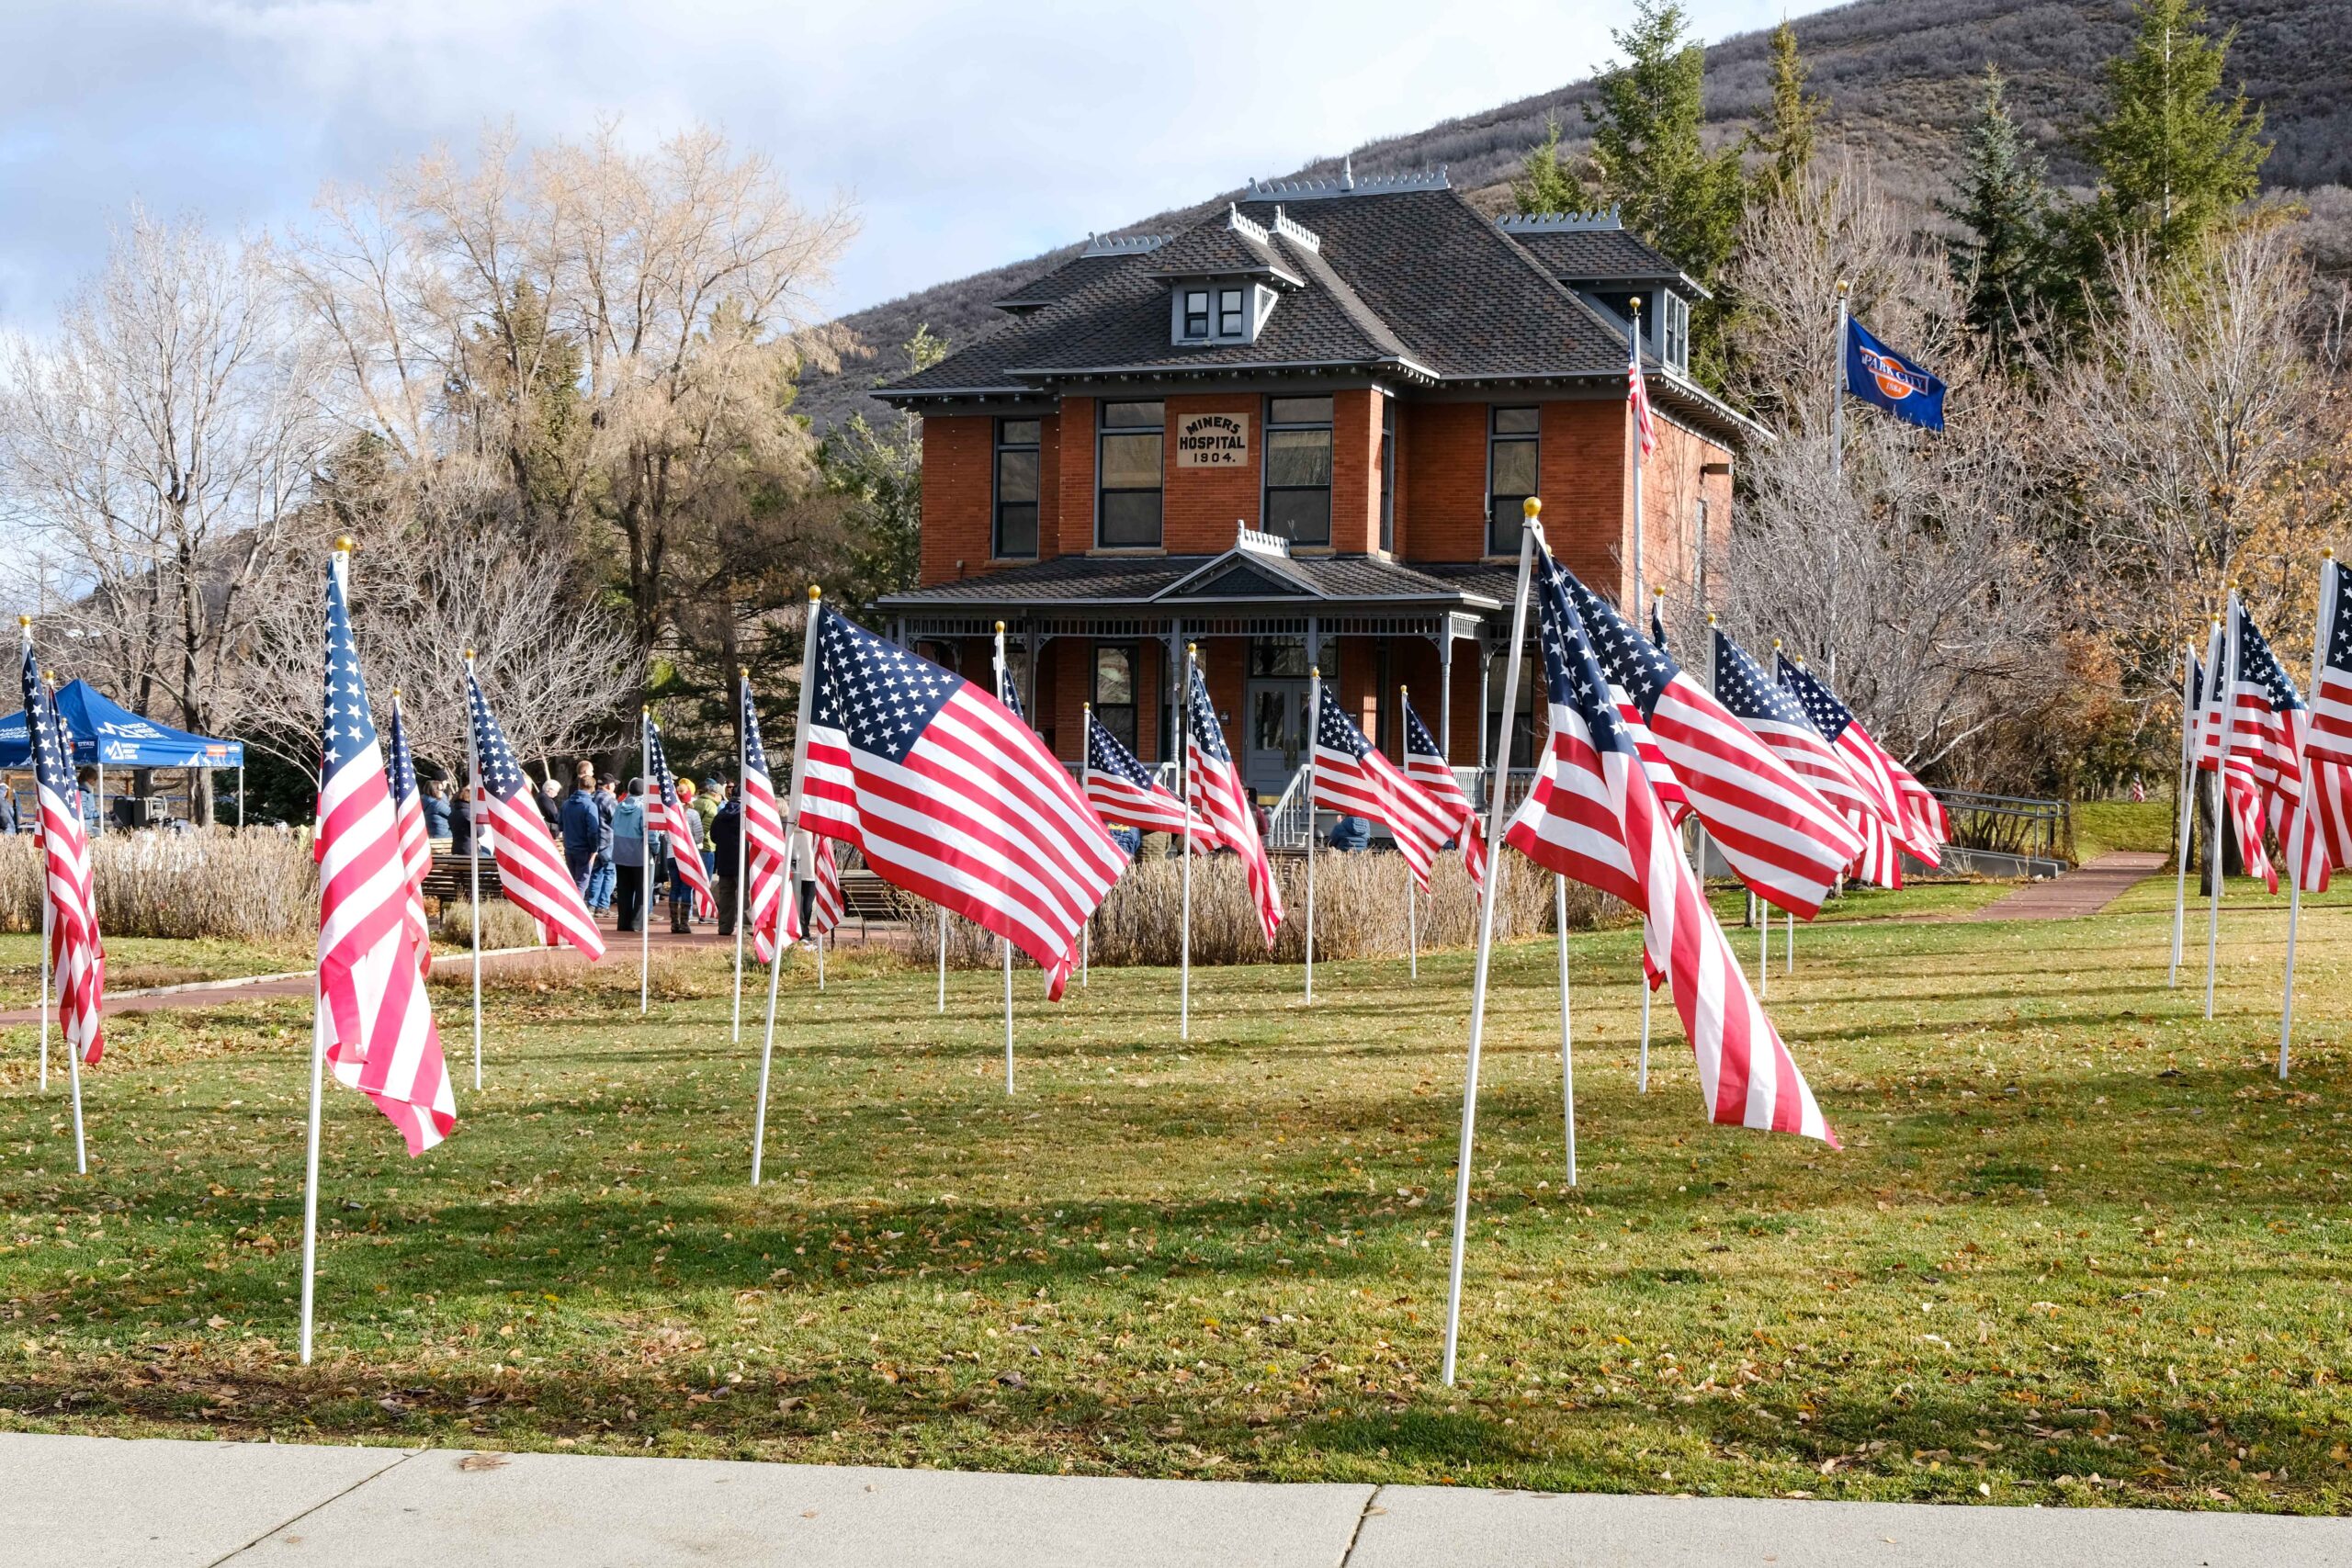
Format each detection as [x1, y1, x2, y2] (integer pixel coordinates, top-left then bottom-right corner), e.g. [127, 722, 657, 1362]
[1244, 679, 1311, 797]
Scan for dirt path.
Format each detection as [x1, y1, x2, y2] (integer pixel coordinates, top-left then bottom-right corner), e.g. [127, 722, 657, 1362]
[1960, 850, 2168, 921]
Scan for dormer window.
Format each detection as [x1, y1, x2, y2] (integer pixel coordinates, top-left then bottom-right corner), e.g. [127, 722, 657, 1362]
[1171, 282, 1274, 345]
[1662, 292, 1690, 374]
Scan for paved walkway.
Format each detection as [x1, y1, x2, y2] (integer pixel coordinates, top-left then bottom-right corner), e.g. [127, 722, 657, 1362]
[5, 1432, 2346, 1567]
[1961, 850, 2168, 922]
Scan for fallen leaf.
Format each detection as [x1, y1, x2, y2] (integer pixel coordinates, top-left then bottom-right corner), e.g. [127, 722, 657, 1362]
[458, 1453, 509, 1472]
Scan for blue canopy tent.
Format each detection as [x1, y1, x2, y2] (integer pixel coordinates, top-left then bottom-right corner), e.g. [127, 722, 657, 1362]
[1, 679, 246, 829]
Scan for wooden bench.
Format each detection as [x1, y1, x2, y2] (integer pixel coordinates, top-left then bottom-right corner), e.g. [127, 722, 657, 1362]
[421, 856, 506, 907]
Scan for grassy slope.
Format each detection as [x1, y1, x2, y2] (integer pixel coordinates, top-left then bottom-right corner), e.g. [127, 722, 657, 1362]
[0, 934, 312, 1012]
[2075, 801, 2181, 863]
[4, 879, 2351, 1512]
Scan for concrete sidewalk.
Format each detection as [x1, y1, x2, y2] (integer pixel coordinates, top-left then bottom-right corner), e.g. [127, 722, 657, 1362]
[1961, 850, 2169, 921]
[6, 1433, 2346, 1568]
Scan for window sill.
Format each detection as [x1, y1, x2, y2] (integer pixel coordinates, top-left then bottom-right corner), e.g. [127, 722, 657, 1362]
[1088, 547, 1169, 557]
[989, 554, 1040, 565]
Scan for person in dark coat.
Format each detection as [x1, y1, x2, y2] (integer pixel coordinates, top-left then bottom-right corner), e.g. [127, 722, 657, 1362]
[449, 791, 477, 858]
[559, 781, 603, 896]
[709, 795, 743, 938]
[0, 786, 18, 836]
[418, 778, 453, 841]
[1327, 814, 1372, 852]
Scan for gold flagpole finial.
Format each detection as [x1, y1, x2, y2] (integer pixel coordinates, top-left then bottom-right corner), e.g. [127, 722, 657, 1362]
[1310, 666, 1320, 680]
[17, 615, 29, 628]
[1771, 637, 1783, 650]
[1836, 279, 1850, 299]
[1186, 641, 1198, 656]
[740, 665, 750, 679]
[390, 687, 400, 699]
[1521, 496, 1542, 520]
[808, 584, 822, 603]
[334, 536, 354, 553]
[1398, 683, 1408, 699]
[1706, 613, 1718, 626]
[995, 620, 1007, 635]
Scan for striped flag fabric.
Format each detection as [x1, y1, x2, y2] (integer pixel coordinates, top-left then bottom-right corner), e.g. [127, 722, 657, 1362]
[644, 711, 717, 922]
[1084, 707, 1211, 840]
[1185, 661, 1284, 945]
[1310, 685, 1453, 890]
[1400, 694, 1486, 889]
[2310, 558, 2352, 765]
[2222, 599, 2305, 806]
[385, 694, 432, 977]
[1777, 657, 1943, 868]
[740, 676, 792, 964]
[778, 833, 847, 946]
[1505, 537, 1836, 1145]
[2194, 620, 2227, 772]
[792, 602, 1122, 998]
[1563, 575, 1861, 918]
[1627, 316, 1657, 457]
[464, 671, 608, 959]
[1711, 631, 1897, 889]
[20, 634, 104, 1066]
[315, 561, 452, 1156]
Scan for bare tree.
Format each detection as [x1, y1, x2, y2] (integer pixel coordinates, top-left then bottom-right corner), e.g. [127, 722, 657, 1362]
[0, 210, 331, 820]
[2043, 222, 2335, 691]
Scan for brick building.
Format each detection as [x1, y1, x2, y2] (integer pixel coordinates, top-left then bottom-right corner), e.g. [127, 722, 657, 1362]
[874, 167, 1760, 799]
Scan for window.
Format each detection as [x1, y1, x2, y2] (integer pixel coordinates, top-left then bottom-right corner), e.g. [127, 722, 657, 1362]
[1182, 290, 1210, 340]
[1263, 395, 1333, 546]
[1488, 649, 1537, 769]
[1663, 293, 1690, 373]
[993, 419, 1040, 558]
[1097, 400, 1164, 547]
[1094, 645, 1137, 753]
[1487, 406, 1539, 556]
[1377, 396, 1396, 552]
[1218, 288, 1245, 336]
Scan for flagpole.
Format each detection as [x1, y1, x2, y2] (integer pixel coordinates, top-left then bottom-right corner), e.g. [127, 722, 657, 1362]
[758, 588, 827, 1180]
[993, 623, 1016, 1094]
[2169, 642, 2196, 986]
[639, 708, 652, 1016]
[1442, 498, 1538, 1388]
[732, 669, 750, 1043]
[300, 538, 356, 1366]
[751, 829, 790, 1187]
[1400, 684, 1418, 979]
[1555, 873, 1577, 1188]
[2203, 611, 2228, 1020]
[2282, 551, 2334, 1077]
[1305, 667, 1318, 1005]
[1181, 644, 1196, 1043]
[464, 653, 483, 1090]
[1831, 280, 1849, 479]
[1080, 704, 1093, 988]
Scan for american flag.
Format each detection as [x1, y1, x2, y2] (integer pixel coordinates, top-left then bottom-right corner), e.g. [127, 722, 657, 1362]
[2222, 600, 2305, 805]
[740, 674, 792, 963]
[793, 603, 1121, 998]
[384, 694, 432, 977]
[2130, 776, 2146, 804]
[1185, 660, 1283, 945]
[644, 711, 717, 922]
[2310, 558, 2352, 766]
[465, 671, 608, 958]
[2194, 621, 2226, 772]
[1627, 315, 1657, 457]
[20, 634, 103, 1066]
[1504, 536, 1836, 1145]
[1310, 684, 1453, 890]
[315, 561, 452, 1156]
[783, 833, 846, 942]
[1563, 572, 1861, 918]
[1084, 706, 1209, 840]
[1399, 693, 1487, 888]
[1707, 635, 1896, 888]
[1777, 657, 1944, 867]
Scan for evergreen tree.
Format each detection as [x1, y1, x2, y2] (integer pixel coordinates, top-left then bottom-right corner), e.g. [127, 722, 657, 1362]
[2080, 0, 2268, 265]
[1942, 67, 2059, 354]
[1511, 118, 1589, 216]
[1752, 19, 1823, 199]
[1581, 0, 1747, 281]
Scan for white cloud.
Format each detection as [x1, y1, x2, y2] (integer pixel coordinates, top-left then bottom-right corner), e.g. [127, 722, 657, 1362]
[0, 0, 1806, 325]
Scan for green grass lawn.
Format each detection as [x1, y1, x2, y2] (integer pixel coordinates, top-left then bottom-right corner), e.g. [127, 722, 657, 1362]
[5, 877, 2352, 1514]
[0, 934, 312, 1011]
[2075, 799, 2181, 863]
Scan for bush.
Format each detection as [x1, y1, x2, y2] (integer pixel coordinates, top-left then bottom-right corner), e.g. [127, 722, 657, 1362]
[901, 845, 1607, 969]
[431, 898, 549, 952]
[0, 828, 317, 942]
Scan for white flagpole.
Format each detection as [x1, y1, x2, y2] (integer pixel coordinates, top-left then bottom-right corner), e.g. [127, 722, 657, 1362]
[816, 926, 826, 990]
[2203, 611, 2228, 1019]
[38, 887, 51, 1094]
[639, 708, 652, 1017]
[1555, 873, 1576, 1187]
[1785, 906, 1794, 975]
[1831, 280, 1849, 480]
[1442, 500, 1538, 1388]
[1181, 645, 1196, 1043]
[300, 539, 357, 1365]
[1399, 684, 1419, 979]
[62, 971, 85, 1174]
[993, 622, 1015, 1094]
[2283, 552, 2335, 1077]
[464, 654, 484, 1090]
[1305, 667, 1318, 1004]
[1080, 703, 1092, 988]
[2168, 643, 2198, 985]
[751, 829, 791, 1187]
[731, 669, 749, 1043]
[1637, 958, 1651, 1090]
[1758, 890, 1770, 998]
[936, 907, 947, 1011]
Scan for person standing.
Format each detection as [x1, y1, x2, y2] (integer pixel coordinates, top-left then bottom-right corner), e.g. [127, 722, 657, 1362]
[587, 773, 618, 914]
[695, 776, 724, 882]
[710, 788, 742, 938]
[671, 778, 700, 931]
[0, 784, 18, 836]
[418, 777, 453, 842]
[449, 783, 477, 859]
[559, 769, 603, 897]
[611, 778, 649, 933]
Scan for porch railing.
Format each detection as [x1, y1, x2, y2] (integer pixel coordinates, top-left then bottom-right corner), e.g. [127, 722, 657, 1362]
[1266, 767, 1313, 850]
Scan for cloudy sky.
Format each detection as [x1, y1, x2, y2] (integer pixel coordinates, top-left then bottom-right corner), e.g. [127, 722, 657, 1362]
[0, 0, 1814, 329]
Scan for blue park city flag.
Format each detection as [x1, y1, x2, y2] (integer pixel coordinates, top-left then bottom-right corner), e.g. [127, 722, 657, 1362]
[1843, 315, 1946, 432]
